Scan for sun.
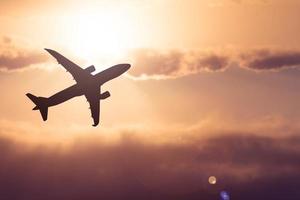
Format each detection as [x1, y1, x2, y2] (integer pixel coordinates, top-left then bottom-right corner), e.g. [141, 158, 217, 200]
[63, 10, 135, 62]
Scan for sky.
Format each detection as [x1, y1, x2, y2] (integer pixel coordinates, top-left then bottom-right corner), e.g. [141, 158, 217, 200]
[1, 0, 300, 199]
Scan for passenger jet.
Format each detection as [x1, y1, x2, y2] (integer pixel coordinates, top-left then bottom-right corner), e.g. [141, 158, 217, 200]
[26, 49, 130, 126]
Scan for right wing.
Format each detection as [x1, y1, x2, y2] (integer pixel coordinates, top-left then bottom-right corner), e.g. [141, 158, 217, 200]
[85, 92, 100, 127]
[45, 48, 90, 82]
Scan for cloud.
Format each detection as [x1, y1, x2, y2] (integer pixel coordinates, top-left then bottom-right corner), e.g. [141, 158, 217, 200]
[1, 38, 300, 78]
[0, 37, 48, 71]
[128, 49, 231, 79]
[240, 49, 300, 71]
[128, 49, 185, 78]
[0, 36, 50, 71]
[0, 119, 300, 200]
[128, 48, 300, 79]
[0, 52, 48, 70]
[198, 134, 300, 167]
[190, 54, 229, 72]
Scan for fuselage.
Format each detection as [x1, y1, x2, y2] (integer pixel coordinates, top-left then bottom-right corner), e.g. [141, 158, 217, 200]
[44, 63, 130, 107]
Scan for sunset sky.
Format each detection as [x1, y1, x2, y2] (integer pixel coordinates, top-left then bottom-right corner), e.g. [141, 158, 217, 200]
[1, 0, 300, 199]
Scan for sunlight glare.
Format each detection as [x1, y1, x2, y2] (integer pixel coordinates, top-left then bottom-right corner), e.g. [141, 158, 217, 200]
[65, 10, 135, 62]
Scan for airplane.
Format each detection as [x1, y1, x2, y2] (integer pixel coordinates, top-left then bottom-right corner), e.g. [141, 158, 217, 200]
[26, 49, 130, 126]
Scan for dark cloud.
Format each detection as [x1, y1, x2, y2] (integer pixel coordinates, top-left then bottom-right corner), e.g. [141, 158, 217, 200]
[0, 130, 300, 200]
[197, 134, 300, 167]
[129, 49, 231, 78]
[129, 48, 300, 79]
[241, 50, 300, 71]
[192, 54, 229, 72]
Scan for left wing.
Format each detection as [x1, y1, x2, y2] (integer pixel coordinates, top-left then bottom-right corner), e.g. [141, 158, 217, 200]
[85, 92, 100, 127]
[45, 48, 90, 83]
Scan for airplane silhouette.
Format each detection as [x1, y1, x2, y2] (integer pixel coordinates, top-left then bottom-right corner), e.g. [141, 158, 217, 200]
[26, 49, 130, 126]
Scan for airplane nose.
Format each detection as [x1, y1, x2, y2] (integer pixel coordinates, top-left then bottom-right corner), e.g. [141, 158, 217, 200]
[123, 64, 131, 70]
[120, 63, 131, 72]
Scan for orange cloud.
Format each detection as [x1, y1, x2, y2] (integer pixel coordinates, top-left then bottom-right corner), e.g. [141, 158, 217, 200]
[128, 49, 231, 79]
[2, 39, 300, 79]
[128, 48, 300, 79]
[0, 37, 48, 71]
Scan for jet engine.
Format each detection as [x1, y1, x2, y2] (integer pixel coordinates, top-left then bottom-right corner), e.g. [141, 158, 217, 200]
[100, 91, 110, 99]
[84, 65, 96, 73]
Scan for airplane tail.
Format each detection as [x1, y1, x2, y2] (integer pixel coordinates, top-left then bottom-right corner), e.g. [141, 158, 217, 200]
[26, 93, 48, 121]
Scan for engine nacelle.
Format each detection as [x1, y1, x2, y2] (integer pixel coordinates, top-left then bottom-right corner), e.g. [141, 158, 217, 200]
[84, 65, 96, 74]
[100, 91, 110, 99]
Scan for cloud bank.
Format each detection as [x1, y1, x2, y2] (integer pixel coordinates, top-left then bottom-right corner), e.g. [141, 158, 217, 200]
[129, 49, 230, 78]
[129, 48, 300, 79]
[128, 49, 230, 79]
[0, 119, 300, 200]
[1, 37, 300, 78]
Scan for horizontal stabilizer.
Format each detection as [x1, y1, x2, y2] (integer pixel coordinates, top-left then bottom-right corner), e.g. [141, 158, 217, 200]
[26, 93, 49, 121]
